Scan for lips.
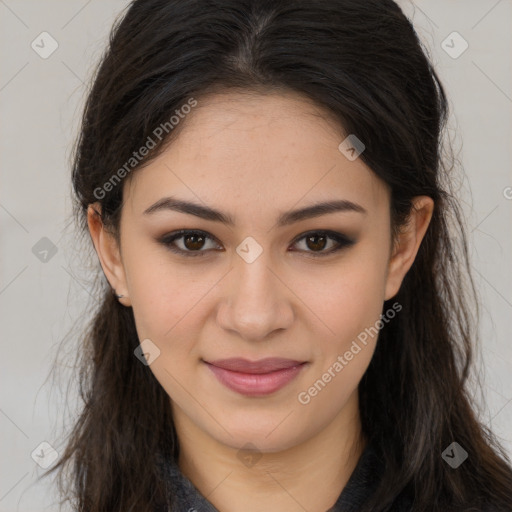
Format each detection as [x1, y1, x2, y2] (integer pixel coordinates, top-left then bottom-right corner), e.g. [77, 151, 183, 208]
[206, 357, 305, 374]
[203, 357, 307, 396]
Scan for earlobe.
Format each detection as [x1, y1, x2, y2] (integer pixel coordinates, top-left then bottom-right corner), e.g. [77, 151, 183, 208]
[384, 196, 434, 301]
[87, 203, 131, 305]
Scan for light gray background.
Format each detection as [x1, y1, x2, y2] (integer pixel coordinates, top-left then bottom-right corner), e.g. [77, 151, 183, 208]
[1, 1, 511, 510]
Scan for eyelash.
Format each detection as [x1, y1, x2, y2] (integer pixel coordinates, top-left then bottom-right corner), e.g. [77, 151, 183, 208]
[158, 229, 355, 258]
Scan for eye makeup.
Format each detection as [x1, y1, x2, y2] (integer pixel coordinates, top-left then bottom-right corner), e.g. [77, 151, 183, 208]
[157, 229, 356, 259]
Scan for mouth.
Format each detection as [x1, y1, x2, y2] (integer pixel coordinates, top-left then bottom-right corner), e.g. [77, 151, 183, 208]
[203, 358, 308, 396]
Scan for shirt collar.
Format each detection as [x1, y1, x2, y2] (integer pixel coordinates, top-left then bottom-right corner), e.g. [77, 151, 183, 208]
[155, 441, 390, 512]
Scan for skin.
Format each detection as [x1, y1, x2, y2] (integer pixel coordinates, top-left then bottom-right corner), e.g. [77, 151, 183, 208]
[87, 90, 433, 512]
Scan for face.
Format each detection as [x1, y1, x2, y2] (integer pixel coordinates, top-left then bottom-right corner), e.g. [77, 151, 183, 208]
[89, 90, 432, 454]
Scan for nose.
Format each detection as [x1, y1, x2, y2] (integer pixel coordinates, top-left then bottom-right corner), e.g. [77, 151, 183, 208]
[216, 248, 295, 343]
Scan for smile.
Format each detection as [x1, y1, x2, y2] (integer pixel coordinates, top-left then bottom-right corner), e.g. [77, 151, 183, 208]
[203, 358, 308, 396]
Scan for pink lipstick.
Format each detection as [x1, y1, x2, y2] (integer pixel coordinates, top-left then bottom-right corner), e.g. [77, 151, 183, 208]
[204, 357, 307, 396]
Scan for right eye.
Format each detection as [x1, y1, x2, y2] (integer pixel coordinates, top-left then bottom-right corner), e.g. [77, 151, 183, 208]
[158, 229, 223, 257]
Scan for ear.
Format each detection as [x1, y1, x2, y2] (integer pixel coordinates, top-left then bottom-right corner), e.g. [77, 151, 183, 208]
[384, 196, 434, 301]
[87, 202, 131, 306]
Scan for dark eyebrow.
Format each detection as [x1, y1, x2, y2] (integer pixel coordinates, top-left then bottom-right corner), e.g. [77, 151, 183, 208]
[143, 196, 367, 227]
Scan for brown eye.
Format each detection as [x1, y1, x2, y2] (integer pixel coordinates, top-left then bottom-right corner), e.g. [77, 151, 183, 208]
[182, 232, 207, 251]
[305, 234, 328, 252]
[290, 230, 356, 257]
[159, 229, 355, 259]
[159, 230, 222, 257]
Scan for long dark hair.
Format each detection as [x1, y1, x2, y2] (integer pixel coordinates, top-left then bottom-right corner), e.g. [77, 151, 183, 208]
[46, 0, 512, 510]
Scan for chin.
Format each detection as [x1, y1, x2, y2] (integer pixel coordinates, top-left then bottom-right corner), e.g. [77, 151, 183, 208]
[210, 418, 312, 454]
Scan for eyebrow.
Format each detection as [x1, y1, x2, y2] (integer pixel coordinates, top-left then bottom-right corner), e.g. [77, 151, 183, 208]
[143, 196, 367, 227]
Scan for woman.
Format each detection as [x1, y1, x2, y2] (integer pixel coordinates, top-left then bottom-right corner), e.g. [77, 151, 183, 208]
[46, 0, 512, 511]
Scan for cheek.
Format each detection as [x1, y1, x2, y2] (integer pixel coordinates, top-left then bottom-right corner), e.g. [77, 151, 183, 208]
[297, 253, 389, 346]
[295, 261, 387, 415]
[123, 240, 210, 339]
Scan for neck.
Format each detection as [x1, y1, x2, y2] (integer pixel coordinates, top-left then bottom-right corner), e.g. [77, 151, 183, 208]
[173, 391, 365, 512]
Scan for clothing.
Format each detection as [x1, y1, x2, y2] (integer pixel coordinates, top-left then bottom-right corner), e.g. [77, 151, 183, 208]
[155, 441, 414, 511]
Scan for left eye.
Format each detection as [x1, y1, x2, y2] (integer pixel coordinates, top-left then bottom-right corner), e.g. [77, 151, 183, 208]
[291, 231, 355, 256]
[159, 229, 355, 258]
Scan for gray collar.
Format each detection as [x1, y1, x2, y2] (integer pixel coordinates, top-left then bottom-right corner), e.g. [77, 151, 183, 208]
[155, 442, 411, 511]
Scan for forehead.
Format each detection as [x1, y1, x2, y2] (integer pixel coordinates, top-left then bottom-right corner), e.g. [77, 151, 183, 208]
[123, 91, 389, 222]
